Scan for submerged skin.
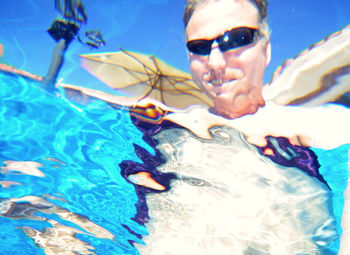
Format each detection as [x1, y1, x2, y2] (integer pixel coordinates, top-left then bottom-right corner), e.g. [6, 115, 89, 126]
[135, 125, 336, 254]
[186, 0, 270, 119]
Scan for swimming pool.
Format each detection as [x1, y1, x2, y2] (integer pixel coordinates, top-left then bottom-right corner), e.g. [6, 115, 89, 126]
[0, 72, 153, 254]
[1, 0, 350, 254]
[1, 70, 349, 254]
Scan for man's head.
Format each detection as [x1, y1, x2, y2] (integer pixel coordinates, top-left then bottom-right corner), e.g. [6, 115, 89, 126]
[184, 0, 271, 119]
[184, 0, 268, 29]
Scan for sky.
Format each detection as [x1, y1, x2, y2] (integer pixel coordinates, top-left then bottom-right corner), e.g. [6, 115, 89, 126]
[0, 0, 349, 92]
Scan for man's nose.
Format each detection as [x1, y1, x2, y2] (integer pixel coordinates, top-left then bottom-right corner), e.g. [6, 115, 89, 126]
[207, 43, 226, 72]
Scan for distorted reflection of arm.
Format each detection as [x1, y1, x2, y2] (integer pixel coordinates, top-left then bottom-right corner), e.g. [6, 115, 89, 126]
[0, 160, 116, 255]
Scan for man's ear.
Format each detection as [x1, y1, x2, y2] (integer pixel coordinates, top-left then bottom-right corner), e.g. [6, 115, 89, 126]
[264, 40, 271, 67]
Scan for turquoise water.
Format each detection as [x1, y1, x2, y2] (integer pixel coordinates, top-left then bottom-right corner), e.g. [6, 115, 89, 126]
[0, 72, 153, 254]
[314, 145, 349, 253]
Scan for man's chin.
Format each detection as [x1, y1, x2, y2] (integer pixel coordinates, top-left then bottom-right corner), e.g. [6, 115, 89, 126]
[212, 100, 264, 119]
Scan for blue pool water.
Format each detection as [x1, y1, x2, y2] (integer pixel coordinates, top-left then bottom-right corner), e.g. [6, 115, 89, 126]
[314, 145, 349, 253]
[0, 72, 153, 254]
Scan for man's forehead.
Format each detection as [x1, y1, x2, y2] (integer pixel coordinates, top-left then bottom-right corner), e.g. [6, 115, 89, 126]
[185, 0, 260, 40]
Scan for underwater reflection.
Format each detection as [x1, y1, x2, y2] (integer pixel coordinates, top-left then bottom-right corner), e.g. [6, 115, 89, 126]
[0, 160, 117, 255]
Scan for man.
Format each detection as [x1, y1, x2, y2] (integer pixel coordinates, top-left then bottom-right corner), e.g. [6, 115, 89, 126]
[128, 1, 350, 254]
[166, 0, 350, 150]
[165, 0, 349, 254]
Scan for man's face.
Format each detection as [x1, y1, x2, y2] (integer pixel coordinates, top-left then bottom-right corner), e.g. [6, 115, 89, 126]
[185, 0, 271, 119]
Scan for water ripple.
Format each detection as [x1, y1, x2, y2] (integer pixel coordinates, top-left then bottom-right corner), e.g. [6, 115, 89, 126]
[0, 73, 146, 254]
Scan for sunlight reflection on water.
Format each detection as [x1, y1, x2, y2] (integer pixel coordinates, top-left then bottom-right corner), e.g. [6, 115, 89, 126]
[0, 73, 149, 254]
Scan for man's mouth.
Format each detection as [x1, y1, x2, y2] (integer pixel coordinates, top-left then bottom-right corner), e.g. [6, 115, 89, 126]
[211, 79, 223, 87]
[206, 79, 237, 96]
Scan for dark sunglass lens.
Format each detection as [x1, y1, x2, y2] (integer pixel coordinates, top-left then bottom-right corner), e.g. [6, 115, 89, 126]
[219, 28, 256, 52]
[187, 40, 213, 55]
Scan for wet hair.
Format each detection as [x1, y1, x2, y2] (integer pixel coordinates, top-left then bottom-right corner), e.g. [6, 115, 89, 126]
[183, 0, 269, 36]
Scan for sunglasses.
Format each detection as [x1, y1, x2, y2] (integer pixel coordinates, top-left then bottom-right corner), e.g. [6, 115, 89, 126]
[186, 27, 260, 56]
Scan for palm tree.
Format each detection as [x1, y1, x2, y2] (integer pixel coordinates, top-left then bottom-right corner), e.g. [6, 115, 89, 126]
[54, 0, 87, 25]
[41, 0, 87, 89]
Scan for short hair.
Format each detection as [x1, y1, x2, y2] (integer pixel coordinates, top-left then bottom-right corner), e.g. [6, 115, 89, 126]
[183, 0, 269, 35]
